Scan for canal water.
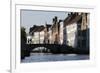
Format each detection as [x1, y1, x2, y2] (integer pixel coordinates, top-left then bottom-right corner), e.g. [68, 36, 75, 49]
[21, 53, 89, 63]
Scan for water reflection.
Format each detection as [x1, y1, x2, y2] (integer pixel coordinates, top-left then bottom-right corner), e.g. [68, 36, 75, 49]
[21, 53, 89, 63]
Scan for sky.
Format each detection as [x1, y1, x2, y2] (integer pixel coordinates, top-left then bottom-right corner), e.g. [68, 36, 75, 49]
[21, 10, 68, 33]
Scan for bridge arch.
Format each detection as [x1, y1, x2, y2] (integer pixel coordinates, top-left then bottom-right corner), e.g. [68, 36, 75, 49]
[31, 47, 50, 53]
[26, 44, 72, 54]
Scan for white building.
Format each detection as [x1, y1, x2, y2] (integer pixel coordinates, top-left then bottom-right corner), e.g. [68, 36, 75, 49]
[65, 23, 77, 47]
[31, 30, 45, 44]
[63, 12, 89, 49]
[39, 31, 45, 44]
[59, 22, 63, 44]
[48, 28, 52, 44]
[29, 25, 45, 44]
[63, 13, 81, 48]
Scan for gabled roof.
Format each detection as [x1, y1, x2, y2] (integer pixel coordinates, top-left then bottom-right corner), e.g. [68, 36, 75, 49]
[45, 24, 52, 29]
[64, 13, 82, 27]
[29, 25, 45, 34]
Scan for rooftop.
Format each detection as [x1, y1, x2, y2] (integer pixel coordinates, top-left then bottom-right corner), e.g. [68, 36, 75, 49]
[29, 25, 45, 33]
[64, 13, 82, 26]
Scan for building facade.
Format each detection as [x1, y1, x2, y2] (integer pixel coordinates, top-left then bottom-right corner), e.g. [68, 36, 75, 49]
[77, 13, 90, 49]
[28, 25, 45, 44]
[59, 22, 63, 44]
[27, 13, 89, 50]
[63, 13, 78, 47]
[63, 12, 89, 49]
[50, 16, 63, 44]
[44, 24, 52, 44]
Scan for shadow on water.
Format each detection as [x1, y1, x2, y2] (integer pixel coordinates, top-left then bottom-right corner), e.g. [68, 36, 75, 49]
[21, 51, 89, 63]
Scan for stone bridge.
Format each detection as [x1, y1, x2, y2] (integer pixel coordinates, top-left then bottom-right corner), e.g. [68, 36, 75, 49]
[21, 44, 89, 59]
[25, 44, 75, 54]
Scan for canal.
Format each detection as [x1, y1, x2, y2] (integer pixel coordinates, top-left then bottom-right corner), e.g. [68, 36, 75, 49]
[21, 53, 89, 63]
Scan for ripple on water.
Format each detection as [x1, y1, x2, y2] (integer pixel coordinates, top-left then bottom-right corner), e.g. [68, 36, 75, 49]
[21, 53, 89, 63]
